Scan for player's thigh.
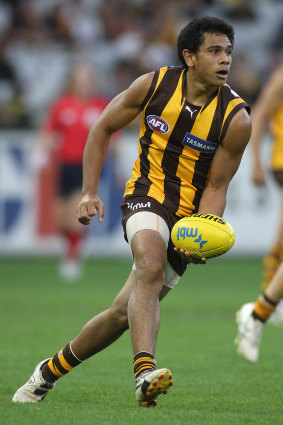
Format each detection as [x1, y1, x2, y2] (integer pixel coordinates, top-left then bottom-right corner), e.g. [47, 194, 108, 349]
[126, 211, 169, 266]
[125, 210, 181, 288]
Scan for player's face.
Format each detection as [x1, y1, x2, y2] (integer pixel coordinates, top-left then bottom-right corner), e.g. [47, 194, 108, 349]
[193, 33, 232, 87]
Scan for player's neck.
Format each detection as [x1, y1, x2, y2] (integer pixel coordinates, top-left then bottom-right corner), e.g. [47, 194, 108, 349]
[185, 71, 218, 106]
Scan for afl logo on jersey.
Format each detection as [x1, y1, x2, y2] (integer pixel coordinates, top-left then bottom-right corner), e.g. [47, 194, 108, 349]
[146, 115, 169, 133]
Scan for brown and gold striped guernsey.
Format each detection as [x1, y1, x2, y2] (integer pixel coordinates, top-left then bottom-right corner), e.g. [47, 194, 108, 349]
[124, 66, 249, 216]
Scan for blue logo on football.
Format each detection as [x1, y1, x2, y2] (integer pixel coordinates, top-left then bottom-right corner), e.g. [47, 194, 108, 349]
[176, 227, 208, 249]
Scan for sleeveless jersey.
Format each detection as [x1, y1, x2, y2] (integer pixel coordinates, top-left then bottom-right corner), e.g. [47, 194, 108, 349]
[270, 101, 283, 170]
[124, 66, 249, 217]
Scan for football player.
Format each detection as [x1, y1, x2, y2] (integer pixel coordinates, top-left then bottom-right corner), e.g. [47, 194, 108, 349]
[243, 64, 283, 324]
[12, 17, 251, 407]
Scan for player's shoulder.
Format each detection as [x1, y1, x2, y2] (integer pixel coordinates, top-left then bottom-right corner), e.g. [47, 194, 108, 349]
[130, 66, 183, 101]
[224, 102, 251, 146]
[132, 65, 183, 88]
[222, 84, 251, 117]
[220, 85, 251, 145]
[161, 65, 184, 73]
[133, 71, 156, 88]
[158, 65, 184, 80]
[222, 83, 245, 101]
[125, 71, 157, 106]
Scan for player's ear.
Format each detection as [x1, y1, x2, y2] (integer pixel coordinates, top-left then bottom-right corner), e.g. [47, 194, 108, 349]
[182, 49, 195, 68]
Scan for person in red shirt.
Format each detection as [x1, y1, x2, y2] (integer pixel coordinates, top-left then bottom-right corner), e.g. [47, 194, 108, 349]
[32, 63, 109, 280]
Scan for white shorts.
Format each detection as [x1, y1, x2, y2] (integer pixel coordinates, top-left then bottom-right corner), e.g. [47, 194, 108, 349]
[126, 211, 180, 288]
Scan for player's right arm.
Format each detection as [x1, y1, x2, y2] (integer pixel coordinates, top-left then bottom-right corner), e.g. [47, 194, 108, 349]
[77, 72, 155, 225]
[251, 65, 283, 185]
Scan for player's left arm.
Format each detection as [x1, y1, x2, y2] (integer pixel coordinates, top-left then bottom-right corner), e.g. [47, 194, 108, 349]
[198, 107, 251, 217]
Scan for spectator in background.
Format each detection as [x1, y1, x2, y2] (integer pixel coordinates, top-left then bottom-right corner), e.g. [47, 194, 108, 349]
[0, 38, 30, 128]
[227, 51, 261, 106]
[44, 3, 73, 46]
[44, 0, 103, 49]
[224, 0, 257, 21]
[113, 59, 141, 93]
[31, 62, 110, 281]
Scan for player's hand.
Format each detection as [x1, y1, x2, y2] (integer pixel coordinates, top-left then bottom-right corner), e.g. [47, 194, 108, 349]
[252, 164, 266, 186]
[77, 193, 104, 225]
[174, 247, 207, 264]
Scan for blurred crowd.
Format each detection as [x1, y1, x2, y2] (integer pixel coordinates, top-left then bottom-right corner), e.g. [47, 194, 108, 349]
[0, 0, 282, 129]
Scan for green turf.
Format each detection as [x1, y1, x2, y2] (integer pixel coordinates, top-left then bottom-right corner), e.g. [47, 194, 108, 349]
[1, 256, 282, 424]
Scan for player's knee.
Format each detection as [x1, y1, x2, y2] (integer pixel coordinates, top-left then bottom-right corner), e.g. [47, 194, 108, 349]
[136, 255, 165, 287]
[108, 304, 129, 331]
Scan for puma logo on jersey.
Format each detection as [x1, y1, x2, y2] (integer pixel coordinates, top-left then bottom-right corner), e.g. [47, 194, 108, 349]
[185, 105, 198, 118]
[146, 115, 169, 133]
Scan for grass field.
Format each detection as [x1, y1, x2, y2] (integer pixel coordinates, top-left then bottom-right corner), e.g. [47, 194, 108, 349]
[1, 256, 283, 425]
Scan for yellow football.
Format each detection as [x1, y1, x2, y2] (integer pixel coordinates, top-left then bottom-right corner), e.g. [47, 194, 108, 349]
[171, 213, 235, 259]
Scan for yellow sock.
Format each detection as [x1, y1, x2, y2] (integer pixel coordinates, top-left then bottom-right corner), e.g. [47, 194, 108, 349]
[252, 294, 277, 322]
[42, 343, 82, 383]
[134, 352, 156, 378]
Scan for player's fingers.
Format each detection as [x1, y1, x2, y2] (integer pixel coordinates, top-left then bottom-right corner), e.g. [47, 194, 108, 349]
[78, 213, 91, 225]
[79, 217, 90, 225]
[174, 247, 186, 258]
[87, 203, 98, 217]
[186, 252, 206, 264]
[192, 255, 206, 264]
[174, 247, 206, 264]
[97, 203, 104, 223]
[77, 203, 94, 225]
[174, 247, 191, 262]
[185, 252, 199, 263]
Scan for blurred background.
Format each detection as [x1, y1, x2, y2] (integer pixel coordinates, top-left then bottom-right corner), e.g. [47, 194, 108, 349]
[0, 0, 283, 261]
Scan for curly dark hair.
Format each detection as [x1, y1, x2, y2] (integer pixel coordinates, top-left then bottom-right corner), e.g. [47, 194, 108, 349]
[177, 16, 235, 67]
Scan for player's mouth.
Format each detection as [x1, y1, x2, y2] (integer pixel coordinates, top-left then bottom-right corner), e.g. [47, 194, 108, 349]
[216, 69, 229, 79]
